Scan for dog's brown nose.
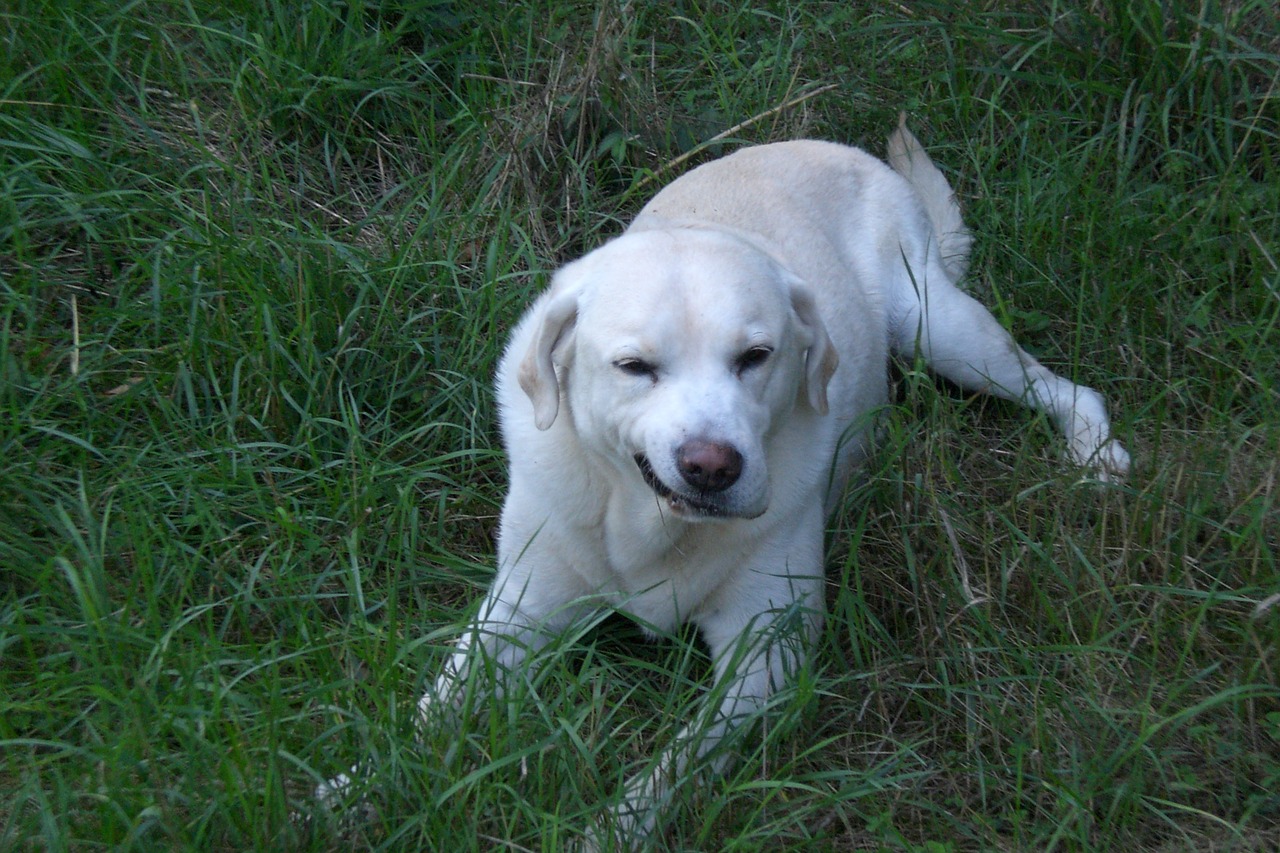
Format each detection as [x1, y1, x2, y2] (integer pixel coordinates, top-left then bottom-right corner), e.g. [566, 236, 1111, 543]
[677, 440, 743, 492]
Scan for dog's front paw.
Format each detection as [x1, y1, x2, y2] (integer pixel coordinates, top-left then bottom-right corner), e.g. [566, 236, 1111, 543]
[578, 811, 641, 853]
[300, 762, 379, 837]
[314, 764, 360, 808]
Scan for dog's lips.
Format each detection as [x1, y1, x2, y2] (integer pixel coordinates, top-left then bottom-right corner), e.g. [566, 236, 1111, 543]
[633, 453, 726, 518]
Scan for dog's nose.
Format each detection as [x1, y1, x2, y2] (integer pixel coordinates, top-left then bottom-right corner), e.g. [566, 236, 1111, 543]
[676, 440, 743, 492]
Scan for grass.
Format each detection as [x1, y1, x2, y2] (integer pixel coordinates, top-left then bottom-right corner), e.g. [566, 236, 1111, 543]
[1, 0, 1277, 849]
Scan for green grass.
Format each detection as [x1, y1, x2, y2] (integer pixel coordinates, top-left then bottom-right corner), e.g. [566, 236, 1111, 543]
[2, 0, 1278, 849]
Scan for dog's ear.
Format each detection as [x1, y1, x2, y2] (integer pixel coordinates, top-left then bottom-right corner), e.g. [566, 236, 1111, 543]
[789, 283, 838, 415]
[517, 271, 582, 430]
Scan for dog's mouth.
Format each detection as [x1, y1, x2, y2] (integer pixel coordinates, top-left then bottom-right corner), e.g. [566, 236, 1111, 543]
[634, 454, 727, 518]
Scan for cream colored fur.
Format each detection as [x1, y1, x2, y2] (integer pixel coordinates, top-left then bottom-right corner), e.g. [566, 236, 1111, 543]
[320, 123, 1130, 847]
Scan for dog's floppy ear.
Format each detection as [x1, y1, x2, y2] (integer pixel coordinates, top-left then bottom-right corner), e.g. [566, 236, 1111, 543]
[517, 271, 582, 430]
[789, 283, 838, 415]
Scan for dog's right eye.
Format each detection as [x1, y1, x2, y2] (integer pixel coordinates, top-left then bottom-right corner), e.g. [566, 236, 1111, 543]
[614, 358, 657, 379]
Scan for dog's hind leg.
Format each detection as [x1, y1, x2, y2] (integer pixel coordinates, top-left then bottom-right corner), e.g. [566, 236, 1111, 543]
[885, 120, 1128, 479]
[890, 257, 1130, 479]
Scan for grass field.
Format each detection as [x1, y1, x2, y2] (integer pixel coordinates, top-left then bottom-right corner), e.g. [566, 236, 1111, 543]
[2, 0, 1278, 850]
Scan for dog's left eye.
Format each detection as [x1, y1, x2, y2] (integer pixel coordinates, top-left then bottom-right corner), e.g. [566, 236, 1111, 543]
[735, 346, 772, 374]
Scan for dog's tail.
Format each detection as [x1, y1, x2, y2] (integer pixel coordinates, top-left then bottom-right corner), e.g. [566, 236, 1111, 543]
[886, 114, 972, 282]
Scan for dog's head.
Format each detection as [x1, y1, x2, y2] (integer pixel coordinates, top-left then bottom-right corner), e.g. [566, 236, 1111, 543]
[517, 227, 837, 521]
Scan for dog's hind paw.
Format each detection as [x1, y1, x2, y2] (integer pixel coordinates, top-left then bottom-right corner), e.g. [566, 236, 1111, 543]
[1070, 438, 1131, 483]
[1100, 439, 1131, 479]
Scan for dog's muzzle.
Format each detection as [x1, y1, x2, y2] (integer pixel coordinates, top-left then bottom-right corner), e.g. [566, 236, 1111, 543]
[634, 440, 745, 518]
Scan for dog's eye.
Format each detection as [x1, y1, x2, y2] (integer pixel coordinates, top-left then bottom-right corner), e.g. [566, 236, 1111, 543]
[735, 346, 772, 374]
[614, 358, 657, 379]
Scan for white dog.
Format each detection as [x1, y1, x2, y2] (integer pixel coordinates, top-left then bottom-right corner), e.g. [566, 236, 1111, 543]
[322, 121, 1129, 845]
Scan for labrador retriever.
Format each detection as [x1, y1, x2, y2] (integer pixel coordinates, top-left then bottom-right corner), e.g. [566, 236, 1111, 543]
[321, 120, 1130, 846]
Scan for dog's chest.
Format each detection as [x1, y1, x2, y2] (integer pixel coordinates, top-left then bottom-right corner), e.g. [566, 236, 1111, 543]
[594, 496, 743, 629]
